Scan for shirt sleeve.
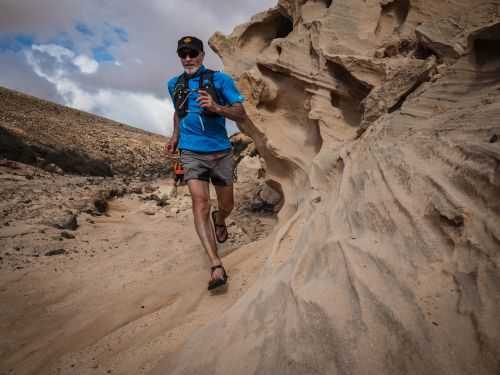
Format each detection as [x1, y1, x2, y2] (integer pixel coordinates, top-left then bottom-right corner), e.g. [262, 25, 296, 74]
[217, 72, 245, 105]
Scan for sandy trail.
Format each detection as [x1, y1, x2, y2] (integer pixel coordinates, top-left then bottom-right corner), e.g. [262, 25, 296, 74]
[0, 179, 273, 375]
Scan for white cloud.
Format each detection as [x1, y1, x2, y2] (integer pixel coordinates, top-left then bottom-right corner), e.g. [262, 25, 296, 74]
[92, 90, 173, 135]
[25, 46, 173, 136]
[31, 44, 99, 75]
[32, 44, 74, 62]
[73, 54, 99, 74]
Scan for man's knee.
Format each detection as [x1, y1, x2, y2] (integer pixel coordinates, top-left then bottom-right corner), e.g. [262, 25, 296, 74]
[192, 196, 210, 215]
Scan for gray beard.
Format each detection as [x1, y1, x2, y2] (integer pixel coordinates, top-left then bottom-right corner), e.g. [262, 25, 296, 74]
[184, 66, 200, 75]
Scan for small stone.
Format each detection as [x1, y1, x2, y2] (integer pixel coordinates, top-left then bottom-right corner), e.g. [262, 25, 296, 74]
[144, 184, 157, 193]
[144, 194, 161, 202]
[143, 208, 157, 216]
[45, 249, 67, 256]
[156, 194, 169, 207]
[44, 163, 64, 175]
[94, 199, 108, 213]
[52, 214, 78, 231]
[132, 186, 143, 194]
[61, 231, 75, 239]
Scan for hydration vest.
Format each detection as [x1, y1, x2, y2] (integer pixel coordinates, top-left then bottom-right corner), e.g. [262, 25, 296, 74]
[173, 69, 222, 118]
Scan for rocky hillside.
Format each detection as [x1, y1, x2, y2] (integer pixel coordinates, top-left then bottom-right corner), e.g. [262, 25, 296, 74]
[158, 1, 500, 374]
[0, 86, 168, 177]
[0, 86, 172, 265]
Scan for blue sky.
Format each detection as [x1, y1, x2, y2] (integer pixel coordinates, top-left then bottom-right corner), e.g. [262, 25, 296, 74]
[0, 1, 276, 136]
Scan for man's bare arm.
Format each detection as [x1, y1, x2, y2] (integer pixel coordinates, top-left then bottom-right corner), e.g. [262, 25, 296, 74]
[165, 112, 179, 153]
[172, 112, 179, 140]
[197, 90, 247, 123]
[212, 102, 246, 123]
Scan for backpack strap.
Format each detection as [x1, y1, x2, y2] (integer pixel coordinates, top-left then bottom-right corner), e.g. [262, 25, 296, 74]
[199, 69, 223, 116]
[173, 73, 190, 117]
[211, 70, 224, 105]
[173, 73, 187, 98]
[174, 69, 224, 118]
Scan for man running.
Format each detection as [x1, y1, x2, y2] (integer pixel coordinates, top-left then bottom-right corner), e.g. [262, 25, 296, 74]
[165, 36, 246, 291]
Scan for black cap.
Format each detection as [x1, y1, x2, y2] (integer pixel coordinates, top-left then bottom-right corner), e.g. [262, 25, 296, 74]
[177, 36, 204, 53]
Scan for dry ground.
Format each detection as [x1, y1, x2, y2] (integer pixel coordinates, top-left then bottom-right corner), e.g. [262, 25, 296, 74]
[0, 177, 276, 375]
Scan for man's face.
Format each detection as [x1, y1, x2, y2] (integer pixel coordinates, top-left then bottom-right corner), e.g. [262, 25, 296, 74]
[179, 48, 204, 75]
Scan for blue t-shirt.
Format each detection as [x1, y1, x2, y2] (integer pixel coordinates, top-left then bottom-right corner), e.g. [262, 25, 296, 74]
[167, 65, 245, 153]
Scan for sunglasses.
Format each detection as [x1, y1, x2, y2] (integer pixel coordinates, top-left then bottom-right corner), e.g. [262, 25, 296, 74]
[178, 50, 200, 59]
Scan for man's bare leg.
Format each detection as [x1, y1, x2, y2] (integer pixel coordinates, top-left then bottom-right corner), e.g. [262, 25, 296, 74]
[213, 184, 234, 241]
[187, 179, 224, 280]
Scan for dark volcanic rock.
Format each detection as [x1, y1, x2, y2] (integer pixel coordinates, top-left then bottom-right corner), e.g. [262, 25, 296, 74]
[144, 184, 158, 193]
[94, 199, 108, 213]
[52, 214, 78, 231]
[60, 231, 75, 239]
[131, 186, 143, 194]
[45, 249, 67, 256]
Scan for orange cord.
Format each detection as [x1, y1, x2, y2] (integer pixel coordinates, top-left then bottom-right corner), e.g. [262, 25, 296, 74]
[174, 160, 184, 176]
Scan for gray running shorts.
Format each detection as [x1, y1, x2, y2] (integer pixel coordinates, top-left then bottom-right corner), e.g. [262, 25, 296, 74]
[180, 149, 234, 186]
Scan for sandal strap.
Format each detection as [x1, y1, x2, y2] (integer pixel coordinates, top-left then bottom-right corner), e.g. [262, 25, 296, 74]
[211, 264, 224, 272]
[211, 210, 229, 243]
[210, 265, 228, 279]
[212, 211, 226, 227]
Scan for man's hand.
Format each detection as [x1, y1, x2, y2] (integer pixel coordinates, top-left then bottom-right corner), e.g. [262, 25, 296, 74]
[164, 138, 178, 155]
[197, 90, 247, 122]
[197, 90, 219, 113]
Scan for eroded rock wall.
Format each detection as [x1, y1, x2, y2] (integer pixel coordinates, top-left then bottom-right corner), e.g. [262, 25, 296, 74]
[160, 1, 500, 374]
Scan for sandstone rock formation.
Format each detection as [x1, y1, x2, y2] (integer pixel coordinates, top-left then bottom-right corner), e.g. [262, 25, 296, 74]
[159, 1, 500, 374]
